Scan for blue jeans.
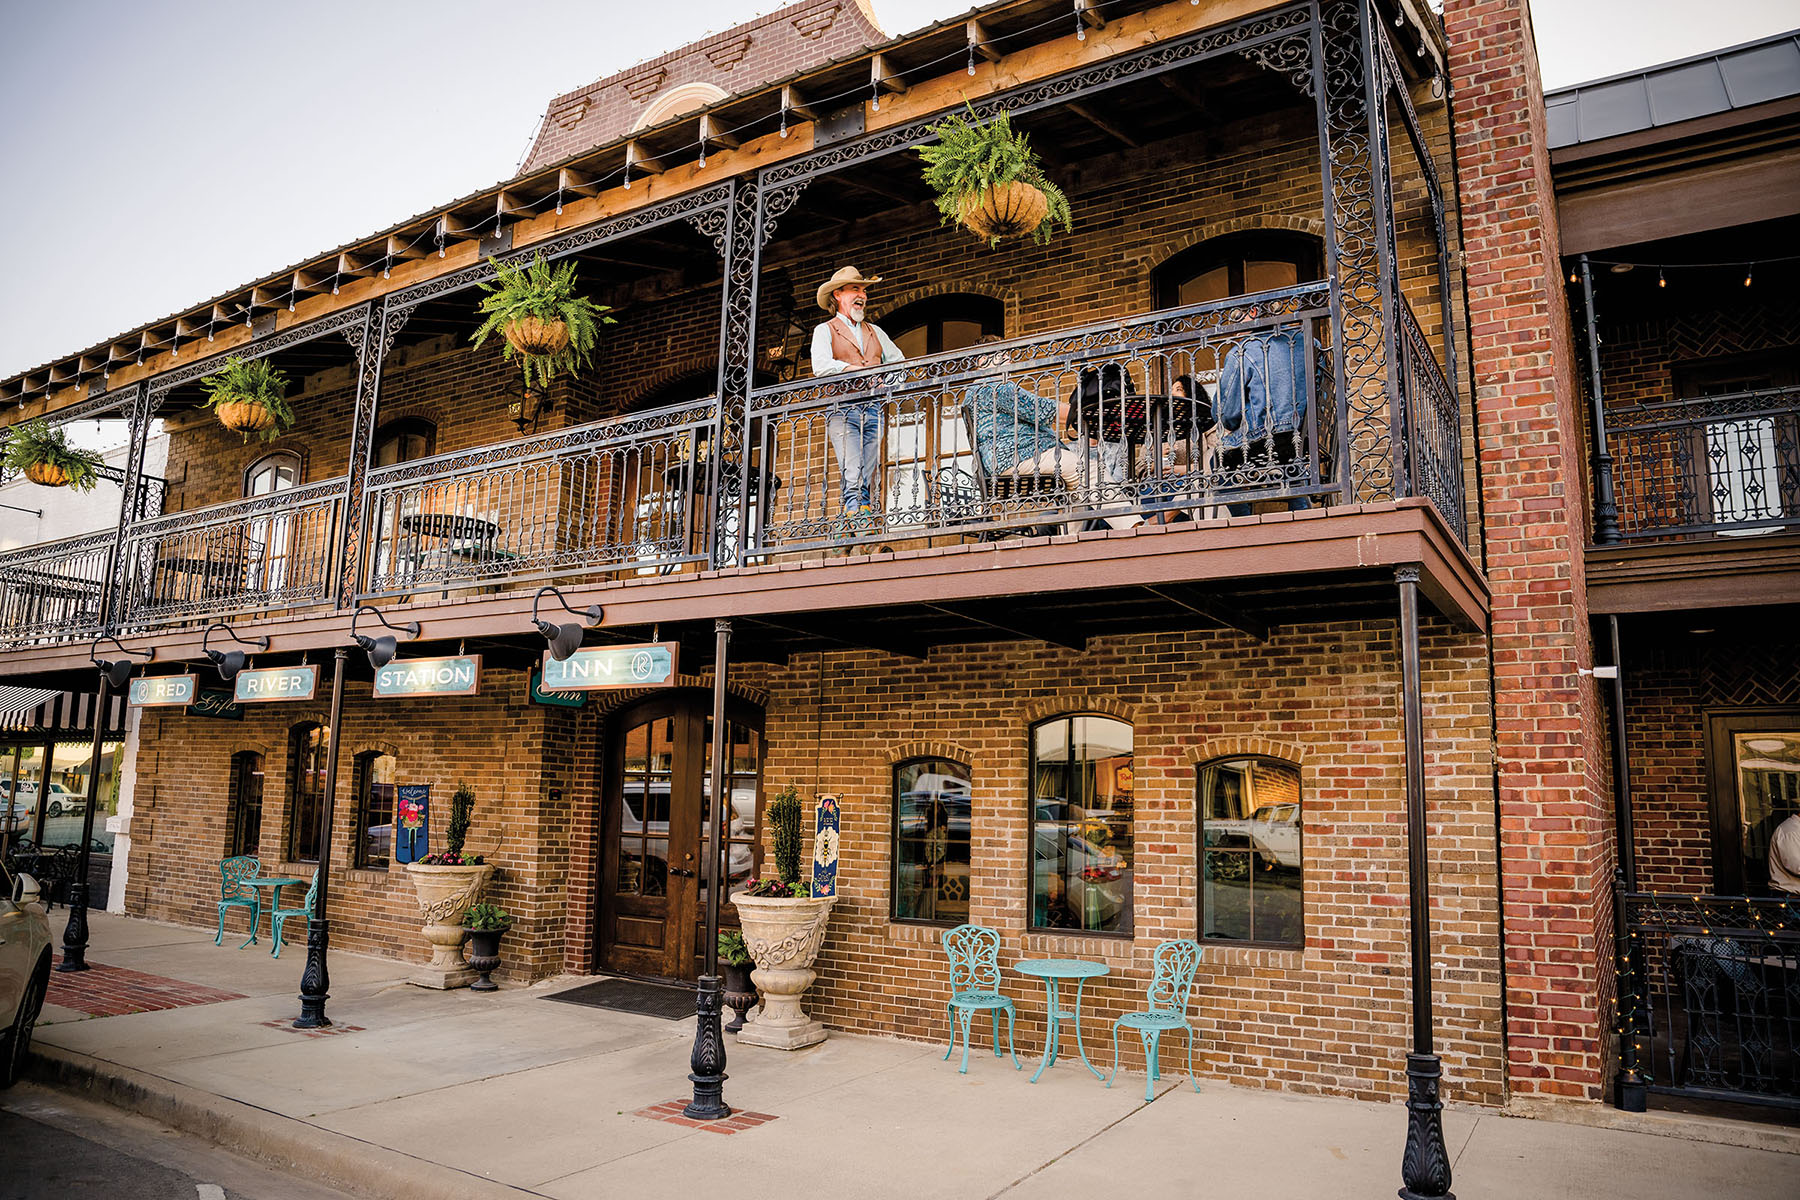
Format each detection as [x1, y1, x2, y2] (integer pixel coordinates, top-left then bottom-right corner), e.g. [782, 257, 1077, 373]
[827, 401, 884, 511]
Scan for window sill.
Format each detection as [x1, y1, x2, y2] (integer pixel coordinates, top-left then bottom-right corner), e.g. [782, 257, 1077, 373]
[1200, 941, 1305, 968]
[886, 921, 955, 946]
[343, 867, 392, 886]
[1020, 931, 1138, 963]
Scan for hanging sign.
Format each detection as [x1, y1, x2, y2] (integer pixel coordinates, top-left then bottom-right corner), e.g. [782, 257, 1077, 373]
[187, 689, 243, 720]
[539, 642, 679, 692]
[529, 667, 588, 708]
[373, 655, 482, 698]
[812, 793, 840, 899]
[129, 674, 197, 707]
[395, 783, 430, 864]
[233, 665, 320, 703]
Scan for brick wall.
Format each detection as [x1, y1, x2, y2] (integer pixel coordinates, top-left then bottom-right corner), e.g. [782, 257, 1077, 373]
[1443, 0, 1614, 1102]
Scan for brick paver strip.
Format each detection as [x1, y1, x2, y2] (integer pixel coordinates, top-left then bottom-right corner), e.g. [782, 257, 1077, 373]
[633, 1100, 777, 1134]
[47, 955, 247, 1017]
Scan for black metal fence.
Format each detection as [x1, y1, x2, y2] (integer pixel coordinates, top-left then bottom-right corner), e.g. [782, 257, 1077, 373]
[1618, 890, 1800, 1109]
[0, 531, 113, 651]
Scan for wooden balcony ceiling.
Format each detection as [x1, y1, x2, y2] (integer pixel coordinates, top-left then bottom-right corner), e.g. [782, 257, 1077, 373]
[1586, 528, 1800, 615]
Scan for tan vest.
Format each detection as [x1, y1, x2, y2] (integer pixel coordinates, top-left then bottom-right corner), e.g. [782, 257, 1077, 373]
[827, 317, 887, 369]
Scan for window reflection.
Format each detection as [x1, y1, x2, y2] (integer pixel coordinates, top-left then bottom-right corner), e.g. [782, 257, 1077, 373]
[892, 758, 972, 924]
[1030, 715, 1133, 934]
[1199, 757, 1303, 946]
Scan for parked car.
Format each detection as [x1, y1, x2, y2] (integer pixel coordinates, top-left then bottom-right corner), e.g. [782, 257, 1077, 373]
[0, 862, 51, 1088]
[2, 801, 30, 836]
[1206, 802, 1301, 869]
[621, 785, 757, 890]
[39, 783, 83, 819]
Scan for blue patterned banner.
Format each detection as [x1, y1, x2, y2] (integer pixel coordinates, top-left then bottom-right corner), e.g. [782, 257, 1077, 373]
[813, 794, 840, 898]
[395, 784, 429, 864]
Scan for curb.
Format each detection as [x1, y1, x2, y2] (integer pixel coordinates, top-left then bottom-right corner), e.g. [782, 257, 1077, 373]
[28, 1044, 546, 1200]
[1502, 1097, 1800, 1156]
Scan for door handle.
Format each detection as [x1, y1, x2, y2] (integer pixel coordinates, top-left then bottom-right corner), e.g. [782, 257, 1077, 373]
[670, 867, 696, 878]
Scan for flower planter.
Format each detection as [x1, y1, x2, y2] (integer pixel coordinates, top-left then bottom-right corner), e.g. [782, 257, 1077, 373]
[958, 180, 1050, 242]
[214, 398, 278, 434]
[405, 862, 493, 989]
[730, 893, 835, 1049]
[502, 316, 570, 357]
[721, 960, 757, 1033]
[22, 462, 69, 488]
[462, 924, 509, 992]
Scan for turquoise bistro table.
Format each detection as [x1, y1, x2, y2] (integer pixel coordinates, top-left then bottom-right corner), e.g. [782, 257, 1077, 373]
[1014, 958, 1109, 1082]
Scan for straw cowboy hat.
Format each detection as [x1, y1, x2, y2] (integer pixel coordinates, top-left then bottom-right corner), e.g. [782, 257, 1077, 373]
[816, 265, 883, 311]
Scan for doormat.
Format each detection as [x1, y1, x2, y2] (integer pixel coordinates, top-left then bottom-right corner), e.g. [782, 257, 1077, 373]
[543, 977, 697, 1020]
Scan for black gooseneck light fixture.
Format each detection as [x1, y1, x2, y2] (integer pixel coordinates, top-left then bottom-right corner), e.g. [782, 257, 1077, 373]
[202, 621, 269, 682]
[530, 586, 603, 661]
[351, 605, 420, 669]
[89, 635, 153, 689]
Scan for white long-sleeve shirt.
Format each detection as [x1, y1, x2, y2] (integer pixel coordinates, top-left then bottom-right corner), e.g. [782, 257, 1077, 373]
[810, 313, 905, 376]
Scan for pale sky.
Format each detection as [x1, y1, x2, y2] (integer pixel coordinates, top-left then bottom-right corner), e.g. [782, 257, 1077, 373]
[1, 0, 1793, 380]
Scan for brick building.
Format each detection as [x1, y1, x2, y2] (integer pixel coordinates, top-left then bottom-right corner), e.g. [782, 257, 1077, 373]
[2, 0, 1793, 1130]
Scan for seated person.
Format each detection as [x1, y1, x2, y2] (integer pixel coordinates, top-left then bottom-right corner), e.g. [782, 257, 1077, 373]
[964, 341, 1087, 490]
[1215, 327, 1314, 516]
[1138, 373, 1204, 524]
[1069, 363, 1136, 490]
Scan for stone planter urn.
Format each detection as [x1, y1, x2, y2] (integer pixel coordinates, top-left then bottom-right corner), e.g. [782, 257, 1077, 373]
[730, 893, 836, 1050]
[405, 862, 493, 989]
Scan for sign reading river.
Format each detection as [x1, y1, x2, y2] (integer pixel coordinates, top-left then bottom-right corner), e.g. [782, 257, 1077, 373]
[372, 655, 482, 698]
[538, 643, 678, 692]
[233, 665, 320, 704]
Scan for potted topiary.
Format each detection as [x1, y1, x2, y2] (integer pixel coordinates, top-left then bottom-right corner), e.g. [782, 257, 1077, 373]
[470, 253, 616, 394]
[461, 902, 512, 992]
[405, 782, 494, 989]
[718, 929, 758, 1034]
[199, 356, 295, 441]
[918, 106, 1072, 247]
[730, 785, 836, 1050]
[3, 419, 105, 490]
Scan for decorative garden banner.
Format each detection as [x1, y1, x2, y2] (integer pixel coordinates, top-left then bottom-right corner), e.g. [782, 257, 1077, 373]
[813, 793, 840, 898]
[395, 784, 430, 864]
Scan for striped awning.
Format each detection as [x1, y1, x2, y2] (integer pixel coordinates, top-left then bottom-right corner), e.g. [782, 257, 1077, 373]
[0, 685, 125, 738]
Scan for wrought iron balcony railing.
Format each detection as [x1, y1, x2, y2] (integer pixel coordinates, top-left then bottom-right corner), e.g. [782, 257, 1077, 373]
[1397, 300, 1466, 545]
[358, 400, 718, 599]
[1606, 385, 1800, 541]
[0, 531, 114, 651]
[117, 479, 346, 628]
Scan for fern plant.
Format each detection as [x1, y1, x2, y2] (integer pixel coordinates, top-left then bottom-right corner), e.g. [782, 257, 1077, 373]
[917, 106, 1072, 246]
[3, 418, 105, 491]
[198, 356, 296, 442]
[471, 254, 615, 392]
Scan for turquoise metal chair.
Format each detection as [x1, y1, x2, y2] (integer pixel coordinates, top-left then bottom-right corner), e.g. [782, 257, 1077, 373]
[1107, 939, 1204, 1102]
[940, 924, 1022, 1074]
[215, 855, 262, 947]
[269, 872, 318, 959]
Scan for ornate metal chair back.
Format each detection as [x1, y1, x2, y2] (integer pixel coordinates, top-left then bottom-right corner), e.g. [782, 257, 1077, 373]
[942, 923, 1003, 995]
[1144, 939, 1203, 1014]
[219, 854, 261, 901]
[300, 870, 320, 914]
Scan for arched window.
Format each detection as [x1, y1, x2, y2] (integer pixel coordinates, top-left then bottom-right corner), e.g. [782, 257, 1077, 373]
[1155, 231, 1323, 309]
[1029, 714, 1134, 934]
[891, 758, 972, 924]
[883, 294, 1005, 358]
[635, 81, 731, 131]
[373, 418, 436, 467]
[227, 751, 264, 858]
[1198, 756, 1304, 946]
[353, 751, 398, 869]
[288, 723, 329, 863]
[244, 451, 301, 497]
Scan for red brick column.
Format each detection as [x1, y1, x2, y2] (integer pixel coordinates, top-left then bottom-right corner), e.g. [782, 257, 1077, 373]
[1442, 0, 1614, 1102]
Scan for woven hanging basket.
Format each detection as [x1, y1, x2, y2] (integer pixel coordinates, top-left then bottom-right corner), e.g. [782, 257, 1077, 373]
[958, 180, 1050, 242]
[23, 461, 70, 487]
[503, 316, 570, 357]
[215, 398, 278, 434]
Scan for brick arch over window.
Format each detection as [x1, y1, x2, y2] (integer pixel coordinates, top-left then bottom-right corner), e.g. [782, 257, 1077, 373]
[1183, 737, 1308, 770]
[877, 280, 1020, 340]
[634, 81, 731, 131]
[624, 358, 777, 413]
[884, 740, 974, 769]
[350, 738, 401, 761]
[1147, 217, 1329, 310]
[1020, 695, 1136, 726]
[587, 675, 771, 717]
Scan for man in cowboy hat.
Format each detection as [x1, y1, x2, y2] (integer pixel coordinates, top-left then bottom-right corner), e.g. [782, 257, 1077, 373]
[810, 266, 905, 520]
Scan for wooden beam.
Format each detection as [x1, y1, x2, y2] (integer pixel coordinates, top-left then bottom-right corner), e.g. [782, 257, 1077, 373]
[336, 250, 382, 278]
[967, 18, 1003, 63]
[250, 285, 285, 310]
[625, 140, 665, 176]
[929, 601, 1088, 652]
[870, 53, 908, 96]
[557, 166, 602, 197]
[386, 232, 431, 261]
[1075, 0, 1105, 31]
[1147, 584, 1269, 641]
[749, 614, 927, 660]
[780, 84, 819, 122]
[1067, 101, 1139, 148]
[293, 267, 334, 295]
[699, 112, 739, 152]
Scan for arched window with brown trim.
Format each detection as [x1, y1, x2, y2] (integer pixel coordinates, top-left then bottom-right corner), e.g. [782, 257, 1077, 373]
[244, 450, 301, 497]
[883, 293, 1005, 358]
[1154, 231, 1323, 309]
[1029, 714, 1134, 935]
[373, 417, 436, 467]
[1198, 755, 1304, 946]
[353, 750, 398, 869]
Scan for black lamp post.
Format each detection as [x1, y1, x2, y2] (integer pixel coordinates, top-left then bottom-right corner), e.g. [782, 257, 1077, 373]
[59, 636, 152, 972]
[202, 621, 269, 683]
[685, 617, 732, 1120]
[529, 586, 603, 661]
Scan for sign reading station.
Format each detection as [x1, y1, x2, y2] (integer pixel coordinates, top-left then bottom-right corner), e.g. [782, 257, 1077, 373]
[129, 674, 198, 708]
[373, 655, 482, 698]
[538, 642, 679, 692]
[233, 665, 320, 704]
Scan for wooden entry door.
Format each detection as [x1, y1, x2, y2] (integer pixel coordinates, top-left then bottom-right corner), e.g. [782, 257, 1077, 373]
[599, 691, 764, 980]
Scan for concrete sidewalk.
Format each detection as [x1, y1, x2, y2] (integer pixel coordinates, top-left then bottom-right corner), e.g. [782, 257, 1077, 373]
[21, 912, 1798, 1200]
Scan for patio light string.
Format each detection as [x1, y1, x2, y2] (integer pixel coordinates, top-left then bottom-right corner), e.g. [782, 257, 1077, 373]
[1568, 253, 1800, 288]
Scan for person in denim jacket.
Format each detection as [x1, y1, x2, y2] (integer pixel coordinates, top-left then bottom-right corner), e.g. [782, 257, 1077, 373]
[963, 355, 1086, 489]
[1215, 326, 1314, 516]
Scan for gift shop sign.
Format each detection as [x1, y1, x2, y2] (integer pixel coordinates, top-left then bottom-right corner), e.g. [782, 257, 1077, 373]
[233, 665, 320, 703]
[129, 674, 197, 707]
[539, 643, 678, 691]
[373, 655, 482, 698]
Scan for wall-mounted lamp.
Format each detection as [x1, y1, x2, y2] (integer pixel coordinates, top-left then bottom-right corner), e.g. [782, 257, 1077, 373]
[89, 635, 153, 689]
[531, 585, 603, 661]
[202, 621, 269, 682]
[351, 605, 420, 669]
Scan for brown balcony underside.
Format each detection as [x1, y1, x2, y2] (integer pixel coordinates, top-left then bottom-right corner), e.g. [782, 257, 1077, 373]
[1585, 530, 1800, 615]
[0, 500, 1482, 690]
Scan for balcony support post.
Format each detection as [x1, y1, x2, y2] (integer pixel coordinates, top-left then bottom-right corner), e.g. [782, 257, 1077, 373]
[103, 382, 153, 630]
[1578, 256, 1622, 544]
[711, 177, 763, 569]
[296, 646, 348, 1028]
[333, 302, 385, 607]
[1602, 614, 1648, 1110]
[685, 617, 733, 1120]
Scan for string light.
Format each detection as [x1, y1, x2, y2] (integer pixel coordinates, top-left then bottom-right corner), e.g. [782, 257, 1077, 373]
[1657, 269, 1665, 289]
[1744, 266, 1753, 288]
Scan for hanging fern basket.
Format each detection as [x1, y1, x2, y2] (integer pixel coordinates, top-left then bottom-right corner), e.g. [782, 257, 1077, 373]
[214, 398, 279, 434]
[503, 316, 571, 358]
[22, 461, 70, 488]
[958, 180, 1050, 242]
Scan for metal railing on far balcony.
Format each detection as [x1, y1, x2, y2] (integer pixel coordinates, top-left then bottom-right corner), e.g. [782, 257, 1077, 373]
[358, 400, 718, 599]
[1608, 385, 1800, 541]
[0, 531, 113, 650]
